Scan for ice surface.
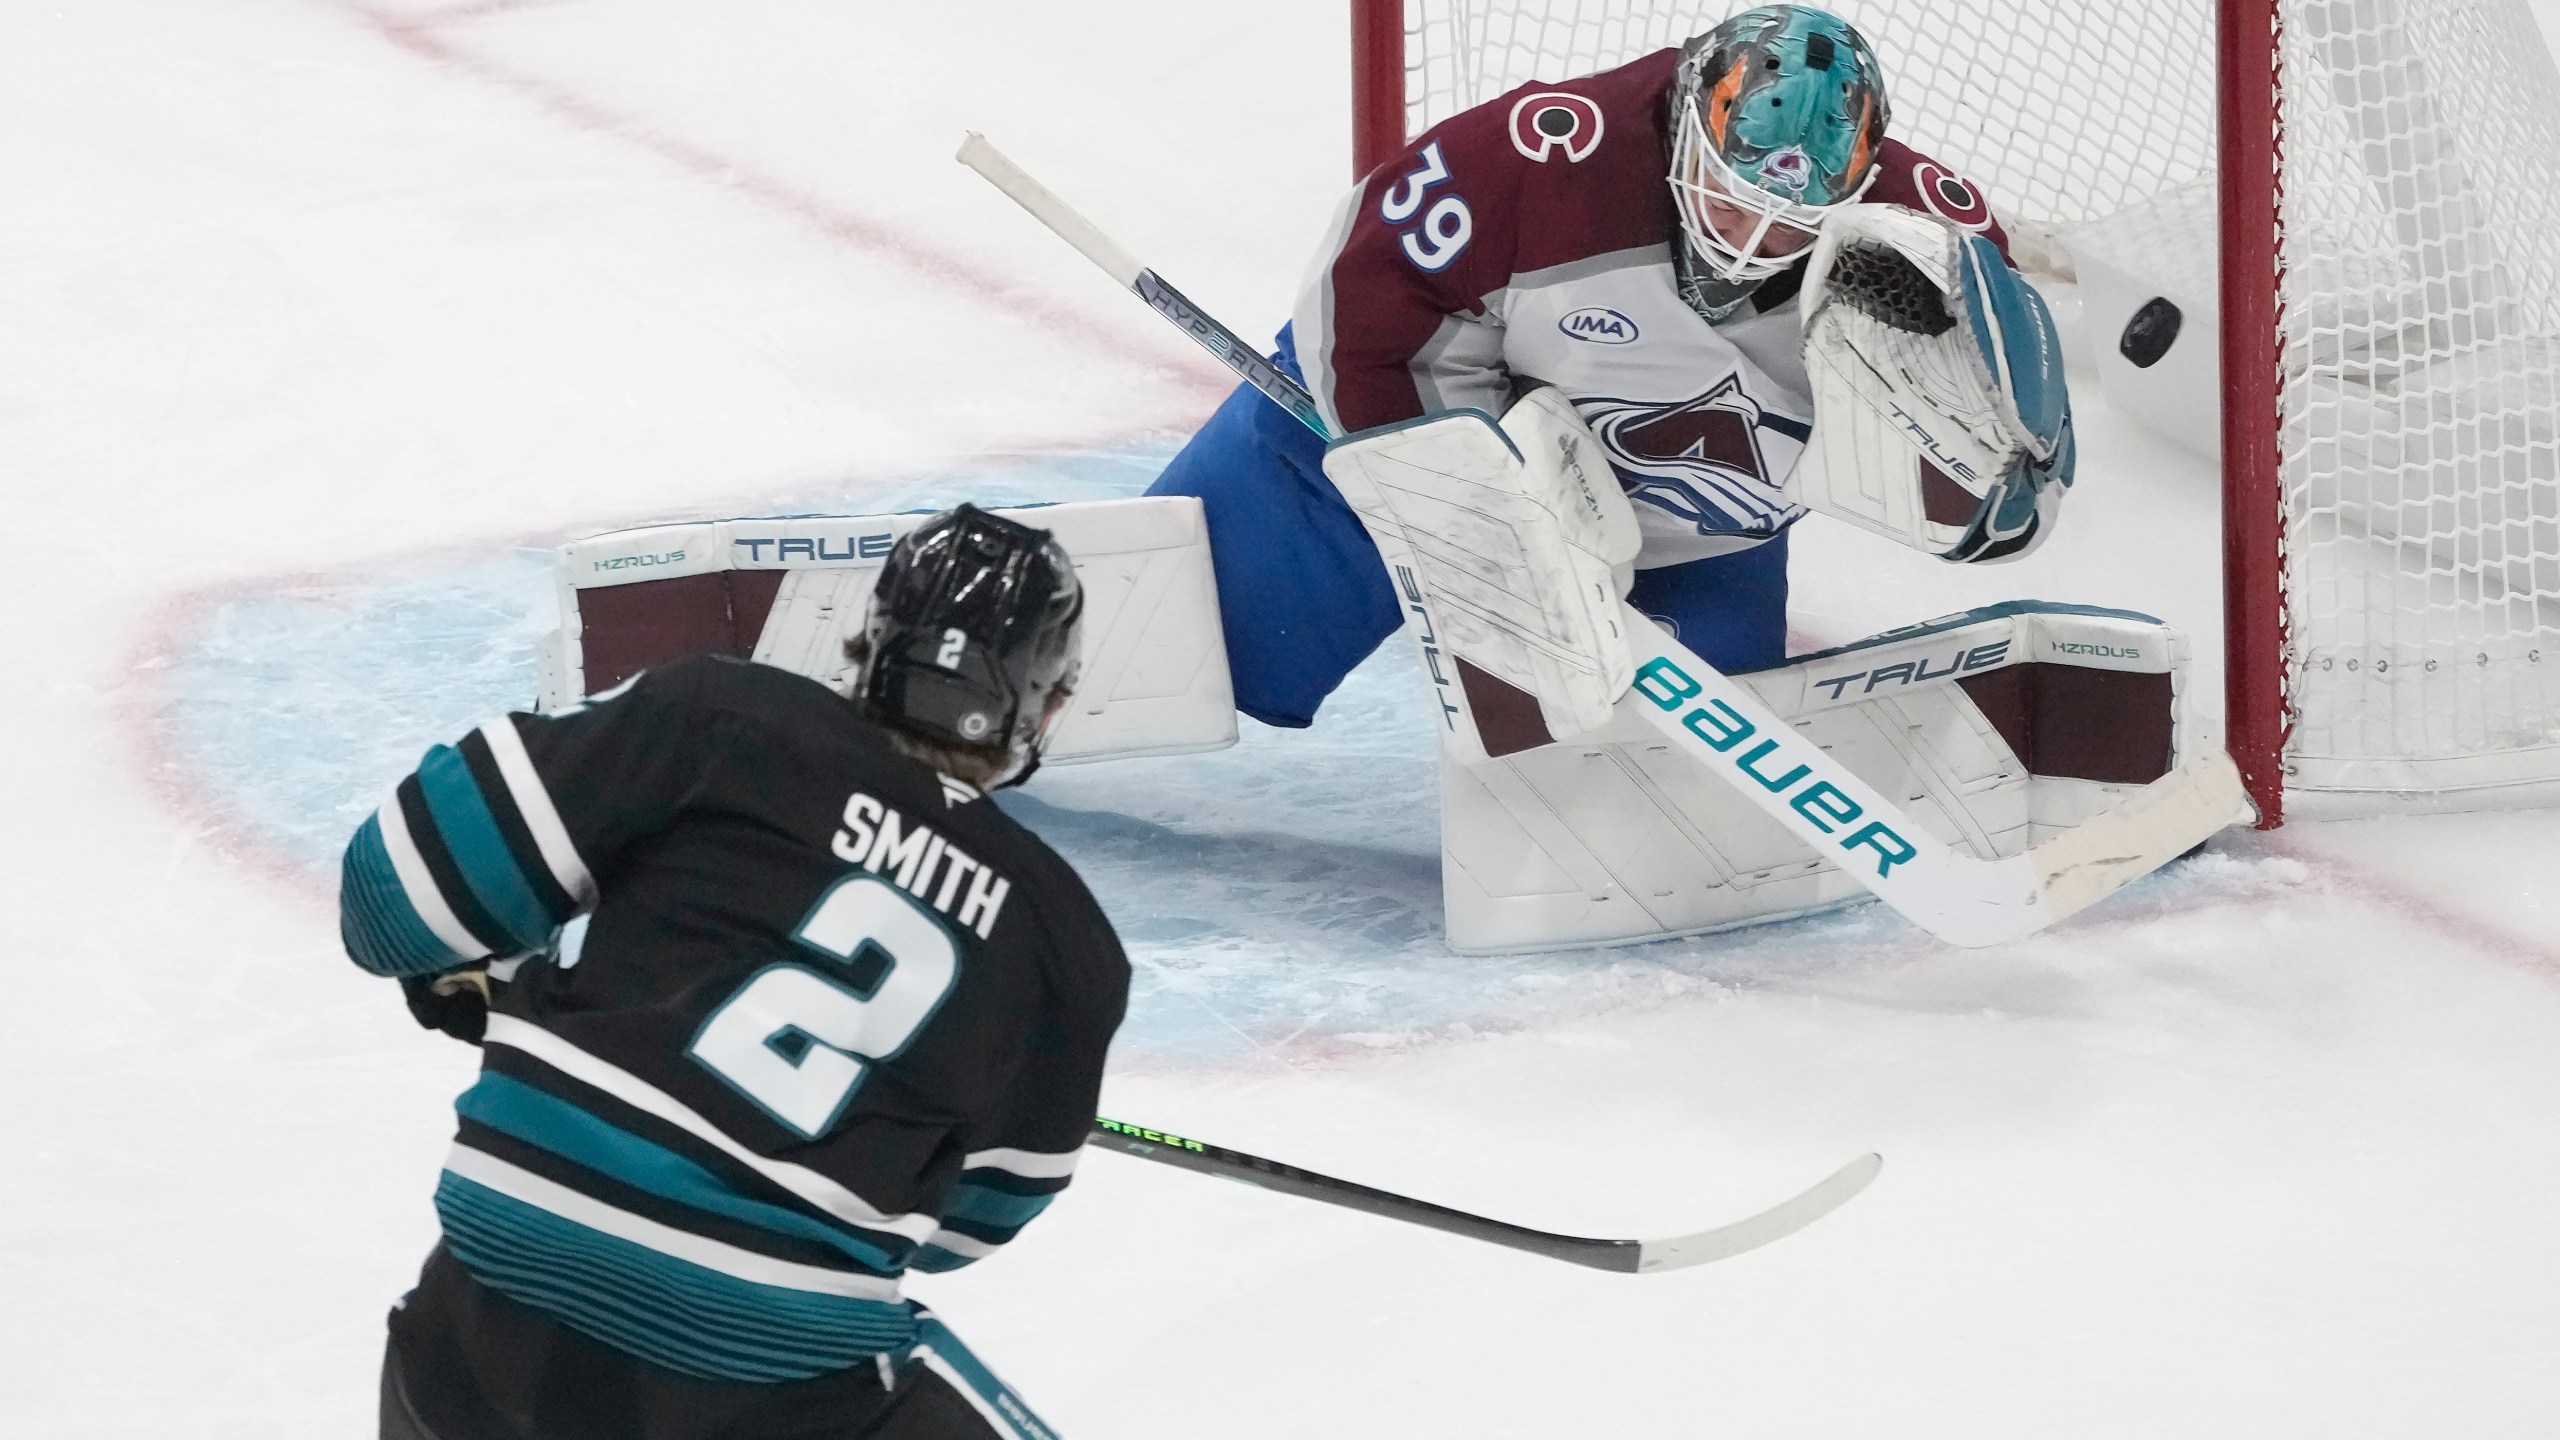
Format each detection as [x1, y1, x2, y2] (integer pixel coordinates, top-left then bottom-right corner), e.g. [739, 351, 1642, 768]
[11, 2, 2560, 1438]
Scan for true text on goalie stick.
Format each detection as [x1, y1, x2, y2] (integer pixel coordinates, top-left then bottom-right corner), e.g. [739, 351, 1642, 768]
[954, 131, 2249, 948]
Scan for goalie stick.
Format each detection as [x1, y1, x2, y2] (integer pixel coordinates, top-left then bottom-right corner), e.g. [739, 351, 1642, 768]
[956, 133, 2252, 946]
[1088, 1117, 1881, 1274]
[956, 133, 1328, 439]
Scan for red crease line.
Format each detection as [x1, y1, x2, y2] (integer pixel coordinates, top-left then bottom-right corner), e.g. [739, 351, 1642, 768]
[342, 3, 1229, 405]
[2264, 833, 2560, 985]
[117, 417, 1191, 906]
[392, 0, 551, 27]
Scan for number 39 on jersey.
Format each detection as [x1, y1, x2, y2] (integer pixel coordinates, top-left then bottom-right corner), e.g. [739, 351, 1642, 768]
[1380, 141, 1473, 272]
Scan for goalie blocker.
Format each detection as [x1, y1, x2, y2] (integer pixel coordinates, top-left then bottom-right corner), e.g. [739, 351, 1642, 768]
[1319, 386, 1641, 766]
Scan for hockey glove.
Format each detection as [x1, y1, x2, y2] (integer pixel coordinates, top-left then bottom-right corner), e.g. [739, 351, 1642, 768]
[401, 967, 491, 1046]
[1796, 203, 2076, 564]
[1321, 388, 1641, 761]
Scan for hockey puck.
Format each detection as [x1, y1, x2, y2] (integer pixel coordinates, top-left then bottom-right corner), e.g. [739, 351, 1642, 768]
[2120, 296, 2183, 368]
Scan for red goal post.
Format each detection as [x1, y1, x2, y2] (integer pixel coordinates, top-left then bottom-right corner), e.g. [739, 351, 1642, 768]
[2221, 0, 2286, 828]
[1346, 0, 2560, 830]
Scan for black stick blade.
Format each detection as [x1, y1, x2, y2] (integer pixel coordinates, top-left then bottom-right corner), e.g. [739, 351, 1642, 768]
[1089, 1118, 1879, 1275]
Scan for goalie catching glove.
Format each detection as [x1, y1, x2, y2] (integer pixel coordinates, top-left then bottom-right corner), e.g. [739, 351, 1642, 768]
[1796, 203, 2076, 563]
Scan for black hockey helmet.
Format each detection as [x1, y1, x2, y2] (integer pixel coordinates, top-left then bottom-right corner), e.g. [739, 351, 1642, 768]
[856, 504, 1084, 782]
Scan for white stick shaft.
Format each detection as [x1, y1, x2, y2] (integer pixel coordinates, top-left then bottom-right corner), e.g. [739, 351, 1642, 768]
[956, 131, 1145, 288]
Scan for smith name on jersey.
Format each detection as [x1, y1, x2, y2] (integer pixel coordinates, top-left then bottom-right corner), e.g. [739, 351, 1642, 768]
[339, 656, 1130, 1383]
[1294, 46, 2012, 565]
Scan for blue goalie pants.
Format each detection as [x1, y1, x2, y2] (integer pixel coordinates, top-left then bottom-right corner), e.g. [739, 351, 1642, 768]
[380, 1245, 1048, 1440]
[1145, 326, 1792, 729]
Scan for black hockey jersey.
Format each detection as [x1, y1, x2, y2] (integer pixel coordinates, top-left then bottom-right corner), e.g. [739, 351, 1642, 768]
[338, 656, 1130, 1382]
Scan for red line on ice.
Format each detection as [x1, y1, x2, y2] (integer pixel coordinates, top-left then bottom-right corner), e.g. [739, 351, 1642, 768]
[339, 2, 1228, 408]
[2268, 835, 2560, 985]
[393, 0, 552, 25]
[120, 572, 353, 908]
[118, 420, 1186, 906]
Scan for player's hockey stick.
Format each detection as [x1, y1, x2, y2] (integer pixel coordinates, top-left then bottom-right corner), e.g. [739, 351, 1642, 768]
[957, 132, 2252, 947]
[956, 133, 1329, 438]
[1088, 1117, 1879, 1274]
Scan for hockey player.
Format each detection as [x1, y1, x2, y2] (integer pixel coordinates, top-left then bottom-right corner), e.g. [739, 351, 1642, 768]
[341, 504, 1123, 1440]
[1148, 4, 2057, 730]
[1146, 6, 2219, 954]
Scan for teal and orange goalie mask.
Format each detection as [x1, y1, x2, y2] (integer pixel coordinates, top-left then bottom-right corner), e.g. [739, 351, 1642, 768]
[1668, 5, 1892, 282]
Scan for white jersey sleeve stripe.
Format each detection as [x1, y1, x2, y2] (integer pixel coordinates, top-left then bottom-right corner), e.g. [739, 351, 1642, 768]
[960, 1146, 1081, 1180]
[477, 717, 596, 905]
[911, 1347, 1034, 1440]
[444, 1144, 904, 1300]
[374, 783, 493, 962]
[482, 1013, 940, 1243]
[922, 1228, 999, 1260]
[1291, 182, 1368, 437]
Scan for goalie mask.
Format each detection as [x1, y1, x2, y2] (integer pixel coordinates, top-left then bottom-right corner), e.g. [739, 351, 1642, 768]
[1668, 6, 1890, 284]
[856, 504, 1084, 785]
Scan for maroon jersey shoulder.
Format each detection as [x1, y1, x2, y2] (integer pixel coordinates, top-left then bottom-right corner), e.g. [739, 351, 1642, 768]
[1344, 47, 1683, 306]
[1865, 138, 2013, 259]
[1451, 47, 1686, 274]
[1312, 49, 1685, 430]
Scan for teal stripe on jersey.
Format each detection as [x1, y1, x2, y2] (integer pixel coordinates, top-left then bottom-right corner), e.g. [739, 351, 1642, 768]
[446, 1210, 859, 1378]
[458, 1074, 908, 1274]
[415, 743, 558, 952]
[436, 1172, 919, 1383]
[909, 1313, 1058, 1439]
[449, 1197, 864, 1368]
[340, 814, 469, 978]
[906, 1244, 976, 1274]
[941, 1181, 1055, 1235]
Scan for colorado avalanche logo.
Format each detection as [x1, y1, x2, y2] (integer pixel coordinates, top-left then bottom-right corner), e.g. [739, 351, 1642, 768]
[1579, 377, 1810, 531]
[1911, 159, 1993, 232]
[1508, 92, 1605, 163]
[1760, 145, 1814, 194]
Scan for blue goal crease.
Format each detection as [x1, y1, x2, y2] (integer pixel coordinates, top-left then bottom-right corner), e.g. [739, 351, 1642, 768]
[157, 442, 1959, 1060]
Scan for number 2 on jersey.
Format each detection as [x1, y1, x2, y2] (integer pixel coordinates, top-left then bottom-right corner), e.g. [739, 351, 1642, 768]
[687, 876, 959, 1139]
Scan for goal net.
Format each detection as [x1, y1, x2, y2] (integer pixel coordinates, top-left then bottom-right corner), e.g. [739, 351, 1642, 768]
[1353, 0, 2560, 817]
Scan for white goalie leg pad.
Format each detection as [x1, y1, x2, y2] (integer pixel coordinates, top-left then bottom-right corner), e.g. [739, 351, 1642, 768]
[1323, 388, 1642, 764]
[1749, 602, 2196, 857]
[549, 497, 1236, 764]
[1441, 601, 2202, 953]
[1439, 711, 1869, 955]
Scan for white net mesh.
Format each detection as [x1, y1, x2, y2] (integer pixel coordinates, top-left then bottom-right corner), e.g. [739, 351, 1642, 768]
[2276, 0, 2560, 791]
[1397, 0, 2560, 795]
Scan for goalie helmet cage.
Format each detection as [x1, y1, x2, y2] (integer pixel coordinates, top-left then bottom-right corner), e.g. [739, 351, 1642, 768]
[1347, 0, 2560, 828]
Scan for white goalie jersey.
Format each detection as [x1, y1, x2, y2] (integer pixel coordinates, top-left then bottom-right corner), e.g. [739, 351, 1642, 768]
[1292, 46, 2014, 567]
